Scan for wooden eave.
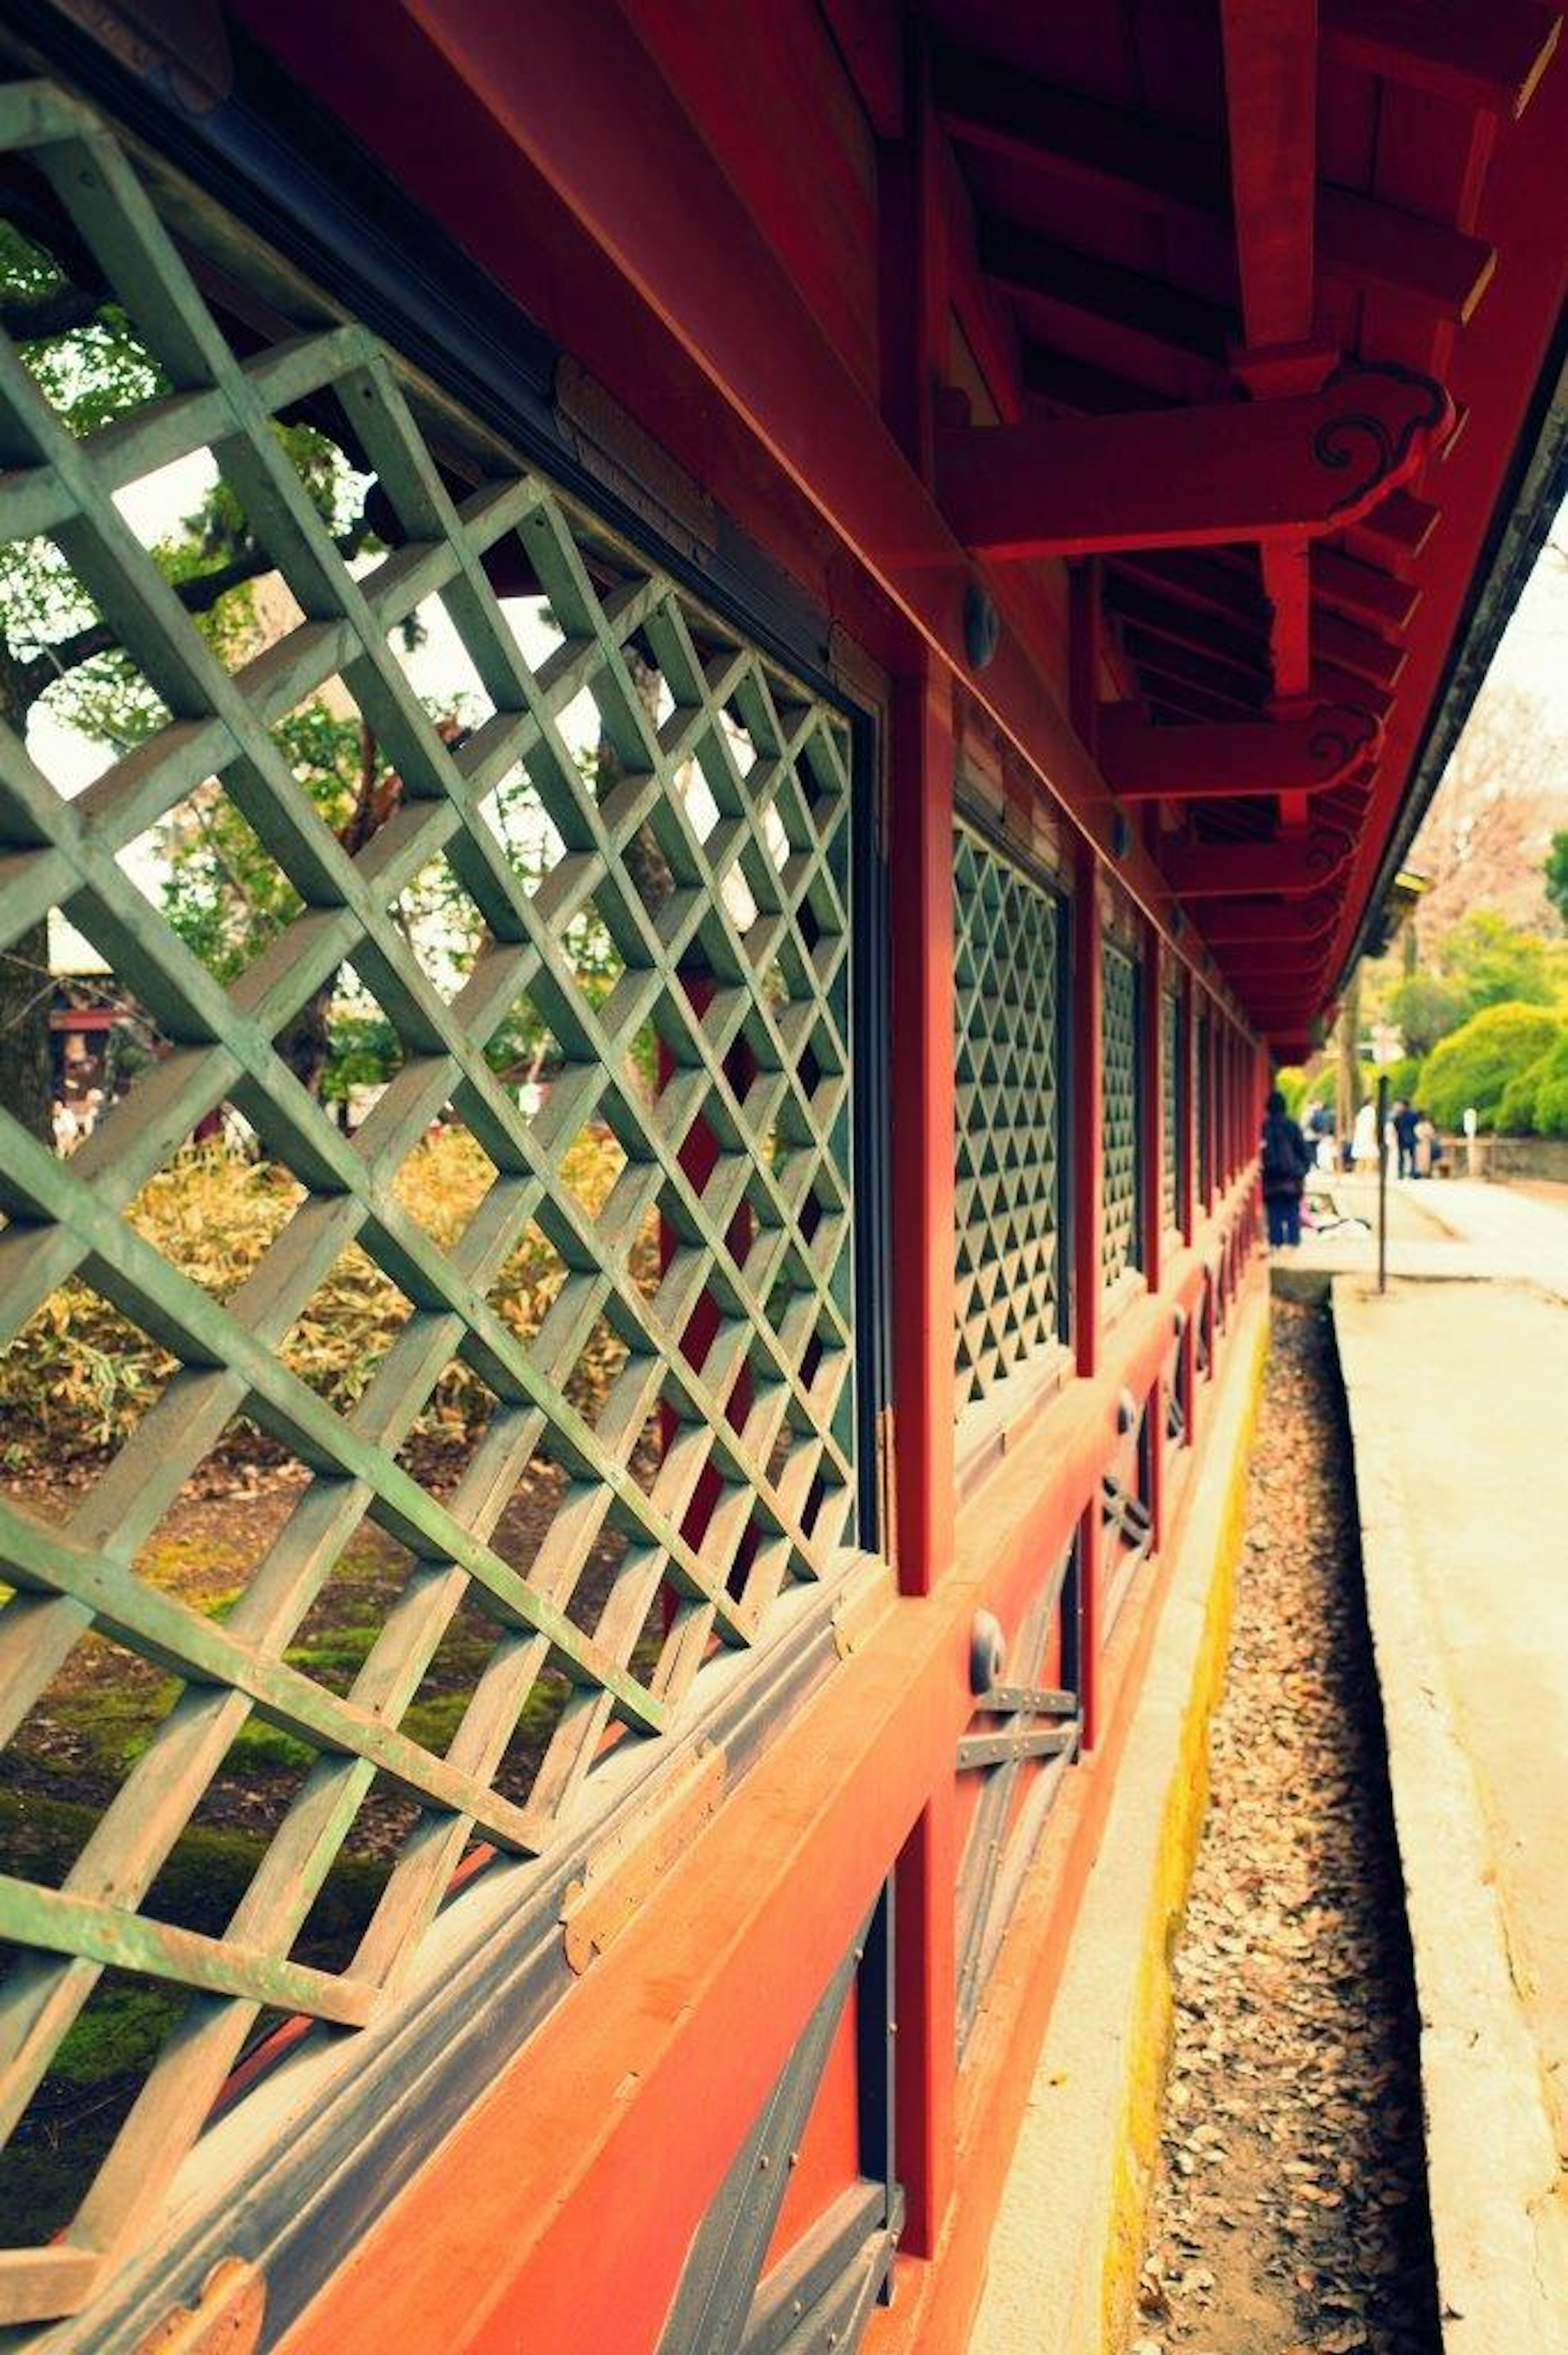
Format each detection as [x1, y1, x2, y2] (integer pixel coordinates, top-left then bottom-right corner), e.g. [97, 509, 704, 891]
[230, 0, 1567, 1045]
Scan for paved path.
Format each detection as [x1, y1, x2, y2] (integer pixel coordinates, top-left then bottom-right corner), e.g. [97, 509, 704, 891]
[1334, 1234, 1568, 2351]
[1288, 1169, 1568, 1301]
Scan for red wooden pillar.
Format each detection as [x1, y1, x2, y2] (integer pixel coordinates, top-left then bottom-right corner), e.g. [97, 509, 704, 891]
[889, 666, 956, 1594]
[1140, 923, 1167, 1548]
[1072, 847, 1105, 1743]
[881, 46, 956, 2261]
[886, 662, 957, 2257]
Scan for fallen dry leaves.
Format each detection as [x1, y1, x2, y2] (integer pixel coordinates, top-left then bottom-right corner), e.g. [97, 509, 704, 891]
[1126, 1301, 1441, 2355]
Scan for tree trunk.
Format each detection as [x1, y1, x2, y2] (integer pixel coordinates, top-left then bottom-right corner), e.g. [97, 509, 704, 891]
[0, 655, 53, 1142]
[0, 914, 54, 1144]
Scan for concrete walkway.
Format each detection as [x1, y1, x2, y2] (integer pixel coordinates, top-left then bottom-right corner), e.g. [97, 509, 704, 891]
[1280, 1169, 1568, 1302]
[1335, 1231, 1568, 2351]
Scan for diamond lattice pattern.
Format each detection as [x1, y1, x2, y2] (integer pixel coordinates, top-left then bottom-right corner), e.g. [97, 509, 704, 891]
[952, 824, 1064, 1415]
[1161, 982, 1180, 1236]
[1100, 939, 1140, 1288]
[0, 80, 857, 2324]
[1195, 1004, 1213, 1207]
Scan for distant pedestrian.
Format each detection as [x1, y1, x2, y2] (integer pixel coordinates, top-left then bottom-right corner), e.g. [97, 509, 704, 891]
[1414, 1110, 1437, 1178]
[1304, 1100, 1334, 1173]
[1351, 1099, 1378, 1168]
[1393, 1098, 1419, 1178]
[1260, 1088, 1310, 1248]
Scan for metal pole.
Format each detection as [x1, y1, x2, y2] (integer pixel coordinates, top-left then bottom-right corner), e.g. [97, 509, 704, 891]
[1376, 1070, 1390, 1294]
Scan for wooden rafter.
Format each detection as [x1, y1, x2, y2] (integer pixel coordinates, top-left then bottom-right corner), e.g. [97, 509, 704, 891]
[1319, 0, 1561, 118]
[1312, 545, 1421, 629]
[1108, 565, 1404, 691]
[978, 220, 1232, 366]
[1219, 0, 1321, 705]
[1201, 894, 1343, 943]
[935, 46, 1496, 322]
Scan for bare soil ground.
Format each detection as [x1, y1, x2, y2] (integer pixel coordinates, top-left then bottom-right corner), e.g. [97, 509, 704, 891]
[1129, 1300, 1441, 2355]
[0, 1445, 642, 2245]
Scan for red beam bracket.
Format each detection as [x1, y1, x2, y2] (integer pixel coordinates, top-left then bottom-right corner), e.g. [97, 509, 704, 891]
[1100, 701, 1379, 802]
[935, 363, 1451, 560]
[1161, 824, 1356, 899]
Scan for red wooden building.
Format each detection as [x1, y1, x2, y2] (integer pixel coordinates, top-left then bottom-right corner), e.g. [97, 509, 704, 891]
[0, 4, 1561, 2351]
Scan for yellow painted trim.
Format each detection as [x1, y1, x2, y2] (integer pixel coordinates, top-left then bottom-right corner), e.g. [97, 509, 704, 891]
[1097, 1297, 1270, 2347]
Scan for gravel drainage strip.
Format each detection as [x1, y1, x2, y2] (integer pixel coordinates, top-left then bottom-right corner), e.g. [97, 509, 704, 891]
[1129, 1298, 1441, 2355]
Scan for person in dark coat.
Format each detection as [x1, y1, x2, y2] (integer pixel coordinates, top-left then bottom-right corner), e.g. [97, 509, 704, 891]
[1260, 1087, 1310, 1248]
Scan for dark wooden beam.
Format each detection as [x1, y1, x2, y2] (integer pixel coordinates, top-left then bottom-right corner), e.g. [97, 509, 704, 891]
[1100, 702, 1379, 801]
[1219, 0, 1321, 708]
[937, 48, 1226, 222]
[1146, 676, 1266, 727]
[1111, 549, 1270, 626]
[1020, 348, 1182, 417]
[1118, 629, 1268, 713]
[1312, 660, 1394, 723]
[1217, 939, 1334, 975]
[1201, 893, 1342, 943]
[1108, 557, 1403, 688]
[1352, 486, 1441, 560]
[936, 364, 1449, 559]
[1319, 0, 1560, 119]
[1312, 545, 1421, 629]
[938, 48, 1497, 320]
[1319, 186, 1495, 321]
[978, 221, 1233, 364]
[1107, 577, 1271, 678]
[817, 0, 905, 138]
[1313, 609, 1405, 688]
[1220, 0, 1319, 350]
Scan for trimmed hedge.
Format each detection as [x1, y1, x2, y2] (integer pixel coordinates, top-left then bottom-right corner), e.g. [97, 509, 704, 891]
[1499, 1030, 1568, 1137]
[1419, 1002, 1564, 1132]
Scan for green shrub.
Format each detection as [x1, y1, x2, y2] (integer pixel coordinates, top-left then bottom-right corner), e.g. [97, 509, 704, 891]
[1523, 1033, 1568, 1138]
[1498, 1046, 1552, 1133]
[1419, 1003, 1564, 1132]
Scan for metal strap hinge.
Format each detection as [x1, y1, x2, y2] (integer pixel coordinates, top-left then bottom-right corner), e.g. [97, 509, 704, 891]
[832, 1556, 895, 1661]
[957, 1724, 1078, 1772]
[560, 1742, 726, 1975]
[134, 2260, 264, 2355]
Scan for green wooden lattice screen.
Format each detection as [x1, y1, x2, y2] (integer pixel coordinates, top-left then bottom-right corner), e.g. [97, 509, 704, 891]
[952, 822, 1064, 1416]
[1195, 1004, 1213, 1210]
[1160, 982, 1180, 1236]
[0, 79, 858, 2325]
[1100, 939, 1140, 1289]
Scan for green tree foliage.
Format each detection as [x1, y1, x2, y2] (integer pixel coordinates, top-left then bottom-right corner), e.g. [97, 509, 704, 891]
[1547, 830, 1568, 931]
[1434, 910, 1557, 1012]
[0, 211, 374, 1134]
[1272, 1067, 1308, 1117]
[1387, 972, 1468, 1057]
[1528, 1033, 1568, 1137]
[1419, 1002, 1564, 1131]
[2, 202, 637, 1137]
